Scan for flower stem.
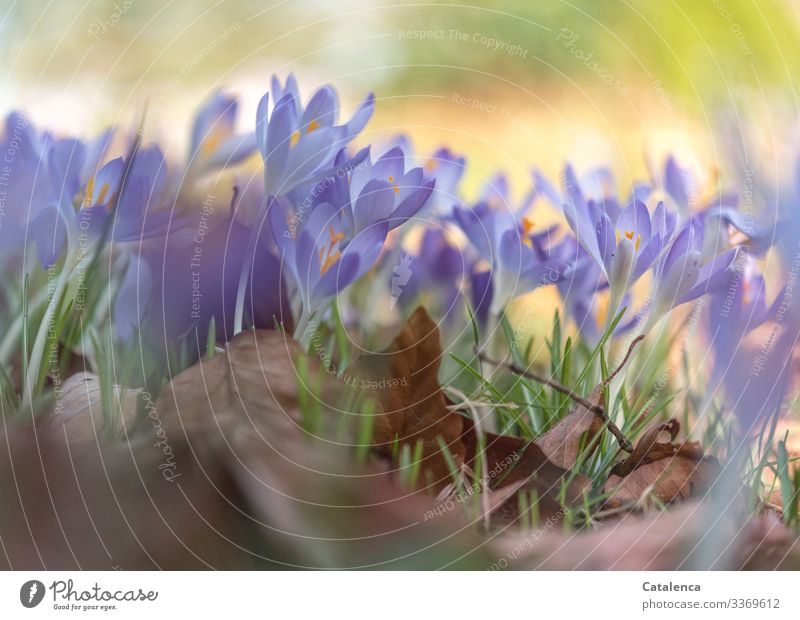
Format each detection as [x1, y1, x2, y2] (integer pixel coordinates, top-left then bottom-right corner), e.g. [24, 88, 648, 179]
[233, 196, 270, 335]
[293, 308, 315, 350]
[22, 254, 73, 410]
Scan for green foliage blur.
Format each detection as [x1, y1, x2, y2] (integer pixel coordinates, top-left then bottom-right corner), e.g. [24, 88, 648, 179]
[2, 0, 797, 192]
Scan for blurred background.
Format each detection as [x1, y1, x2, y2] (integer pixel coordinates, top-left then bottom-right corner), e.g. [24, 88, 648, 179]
[3, 0, 800, 199]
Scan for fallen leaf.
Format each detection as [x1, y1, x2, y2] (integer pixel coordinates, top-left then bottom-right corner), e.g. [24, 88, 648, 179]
[353, 307, 590, 520]
[500, 499, 800, 570]
[604, 419, 718, 506]
[348, 307, 588, 524]
[460, 421, 590, 523]
[45, 372, 140, 442]
[154, 328, 333, 440]
[534, 385, 605, 469]
[151, 327, 492, 567]
[351, 307, 466, 489]
[1, 328, 496, 569]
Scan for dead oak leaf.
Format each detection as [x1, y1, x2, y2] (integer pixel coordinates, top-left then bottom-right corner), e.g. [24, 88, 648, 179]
[46, 372, 140, 442]
[500, 499, 800, 570]
[351, 307, 465, 489]
[354, 307, 590, 519]
[460, 420, 591, 524]
[604, 419, 718, 506]
[534, 385, 605, 469]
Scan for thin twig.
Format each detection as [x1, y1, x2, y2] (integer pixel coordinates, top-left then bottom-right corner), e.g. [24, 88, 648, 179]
[444, 385, 491, 531]
[604, 334, 645, 385]
[584, 501, 640, 522]
[475, 348, 633, 452]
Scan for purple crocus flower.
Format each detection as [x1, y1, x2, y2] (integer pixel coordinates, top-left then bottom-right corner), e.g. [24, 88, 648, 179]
[454, 200, 566, 316]
[233, 75, 375, 334]
[533, 163, 651, 217]
[662, 154, 777, 256]
[392, 227, 465, 318]
[312, 146, 435, 236]
[707, 255, 784, 386]
[712, 323, 796, 434]
[126, 203, 289, 344]
[469, 267, 494, 328]
[646, 219, 739, 328]
[699, 205, 779, 258]
[375, 135, 466, 217]
[562, 189, 676, 312]
[78, 146, 173, 243]
[704, 258, 797, 432]
[422, 147, 467, 216]
[187, 91, 257, 174]
[481, 171, 537, 216]
[661, 155, 740, 214]
[269, 197, 389, 338]
[0, 113, 60, 265]
[34, 143, 175, 267]
[257, 74, 374, 197]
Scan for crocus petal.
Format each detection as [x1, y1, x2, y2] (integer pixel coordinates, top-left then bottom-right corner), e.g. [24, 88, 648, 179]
[342, 219, 389, 279]
[678, 247, 738, 305]
[718, 322, 796, 432]
[470, 269, 493, 327]
[372, 147, 406, 182]
[280, 126, 342, 192]
[314, 220, 389, 307]
[497, 228, 524, 274]
[632, 234, 664, 281]
[596, 212, 616, 274]
[660, 221, 702, 277]
[311, 254, 359, 309]
[264, 93, 297, 192]
[520, 259, 568, 291]
[295, 229, 320, 305]
[563, 163, 586, 212]
[198, 133, 257, 171]
[579, 166, 615, 202]
[304, 200, 342, 240]
[32, 202, 67, 268]
[354, 179, 394, 233]
[531, 169, 561, 207]
[301, 85, 339, 129]
[113, 252, 152, 341]
[389, 178, 435, 229]
[453, 205, 492, 259]
[255, 92, 269, 156]
[87, 157, 125, 208]
[616, 199, 652, 243]
[48, 138, 86, 209]
[654, 250, 701, 316]
[713, 206, 780, 257]
[344, 92, 375, 138]
[664, 155, 690, 209]
[608, 236, 637, 299]
[630, 182, 652, 204]
[190, 91, 236, 157]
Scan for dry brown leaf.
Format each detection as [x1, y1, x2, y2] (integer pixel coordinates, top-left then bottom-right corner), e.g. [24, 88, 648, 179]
[501, 499, 800, 570]
[460, 421, 590, 523]
[1, 327, 494, 568]
[353, 307, 591, 519]
[351, 307, 466, 489]
[604, 419, 718, 506]
[153, 327, 493, 567]
[154, 328, 339, 442]
[45, 372, 140, 442]
[534, 385, 605, 469]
